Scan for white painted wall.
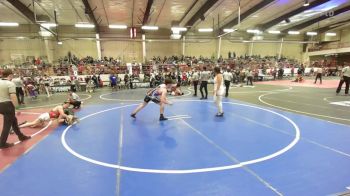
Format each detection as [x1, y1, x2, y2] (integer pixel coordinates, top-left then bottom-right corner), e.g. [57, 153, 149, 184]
[1, 37, 308, 65]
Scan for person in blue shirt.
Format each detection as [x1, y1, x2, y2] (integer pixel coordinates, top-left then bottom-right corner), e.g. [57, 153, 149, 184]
[110, 73, 117, 89]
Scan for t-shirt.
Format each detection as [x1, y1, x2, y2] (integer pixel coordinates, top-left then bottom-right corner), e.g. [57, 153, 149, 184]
[223, 72, 233, 81]
[200, 71, 210, 81]
[192, 72, 199, 81]
[343, 66, 350, 77]
[12, 78, 23, 88]
[0, 79, 16, 102]
[71, 93, 81, 101]
[110, 76, 117, 84]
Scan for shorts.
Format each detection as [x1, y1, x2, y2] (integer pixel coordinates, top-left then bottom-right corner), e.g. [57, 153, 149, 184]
[144, 95, 160, 104]
[111, 83, 116, 87]
[38, 112, 50, 122]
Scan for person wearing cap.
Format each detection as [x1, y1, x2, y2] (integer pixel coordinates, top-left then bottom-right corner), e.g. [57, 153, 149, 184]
[0, 69, 31, 149]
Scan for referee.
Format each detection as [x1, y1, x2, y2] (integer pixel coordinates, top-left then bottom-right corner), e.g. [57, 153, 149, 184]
[0, 69, 31, 149]
[199, 67, 210, 100]
[191, 69, 199, 96]
[223, 69, 233, 97]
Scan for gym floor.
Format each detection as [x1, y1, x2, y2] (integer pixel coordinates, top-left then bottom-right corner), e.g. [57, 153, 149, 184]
[0, 78, 349, 196]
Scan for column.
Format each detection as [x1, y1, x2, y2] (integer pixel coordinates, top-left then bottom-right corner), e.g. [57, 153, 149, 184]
[182, 36, 186, 56]
[142, 34, 146, 63]
[278, 38, 284, 60]
[96, 33, 102, 60]
[217, 36, 222, 59]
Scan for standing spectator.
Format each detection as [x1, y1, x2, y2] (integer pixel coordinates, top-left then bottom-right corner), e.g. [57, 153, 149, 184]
[191, 69, 199, 97]
[223, 69, 233, 97]
[124, 74, 130, 89]
[92, 74, 98, 88]
[43, 75, 51, 97]
[246, 69, 254, 86]
[314, 67, 323, 84]
[199, 67, 210, 100]
[0, 69, 31, 149]
[12, 75, 25, 105]
[110, 73, 117, 90]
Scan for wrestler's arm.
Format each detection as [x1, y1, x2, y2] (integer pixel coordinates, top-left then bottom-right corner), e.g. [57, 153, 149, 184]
[160, 89, 172, 105]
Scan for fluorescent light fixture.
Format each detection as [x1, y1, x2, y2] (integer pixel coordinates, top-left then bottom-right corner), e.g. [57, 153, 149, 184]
[141, 26, 159, 30]
[0, 22, 19, 27]
[325, 32, 336, 36]
[41, 23, 57, 28]
[198, 28, 213, 32]
[223, 29, 236, 33]
[288, 31, 300, 35]
[247, 29, 261, 34]
[39, 31, 52, 37]
[57, 41, 63, 45]
[303, 0, 309, 6]
[109, 24, 127, 29]
[171, 27, 187, 31]
[268, 30, 281, 34]
[306, 32, 317, 36]
[75, 23, 95, 28]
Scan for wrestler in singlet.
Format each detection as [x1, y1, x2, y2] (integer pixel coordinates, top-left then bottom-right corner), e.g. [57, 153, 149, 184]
[144, 84, 166, 104]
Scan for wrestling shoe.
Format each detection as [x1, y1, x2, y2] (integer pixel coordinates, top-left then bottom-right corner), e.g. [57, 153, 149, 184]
[159, 116, 168, 121]
[0, 143, 14, 149]
[215, 113, 224, 117]
[18, 135, 31, 142]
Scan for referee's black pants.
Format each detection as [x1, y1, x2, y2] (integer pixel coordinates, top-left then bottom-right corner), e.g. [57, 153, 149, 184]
[344, 76, 350, 95]
[224, 80, 230, 97]
[16, 87, 24, 104]
[193, 81, 198, 96]
[0, 102, 25, 145]
[336, 78, 345, 94]
[200, 81, 208, 99]
[314, 73, 322, 84]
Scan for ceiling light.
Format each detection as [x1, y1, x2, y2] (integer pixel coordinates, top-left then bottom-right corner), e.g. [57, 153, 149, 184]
[57, 41, 63, 45]
[141, 26, 159, 30]
[288, 31, 300, 35]
[171, 27, 187, 32]
[247, 29, 261, 34]
[109, 25, 127, 29]
[306, 32, 317, 36]
[198, 28, 213, 32]
[0, 22, 19, 27]
[75, 23, 95, 28]
[303, 0, 309, 6]
[39, 31, 52, 37]
[268, 30, 281, 34]
[40, 23, 57, 28]
[223, 29, 236, 33]
[325, 32, 336, 36]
